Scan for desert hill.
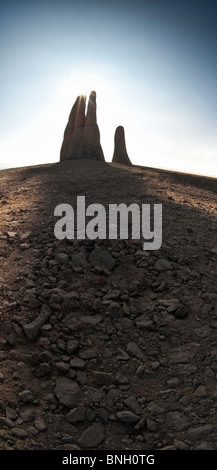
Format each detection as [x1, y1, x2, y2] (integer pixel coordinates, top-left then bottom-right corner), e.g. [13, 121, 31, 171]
[0, 159, 217, 450]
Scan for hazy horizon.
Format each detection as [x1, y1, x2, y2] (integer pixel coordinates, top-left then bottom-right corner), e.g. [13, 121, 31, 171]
[1, 0, 217, 177]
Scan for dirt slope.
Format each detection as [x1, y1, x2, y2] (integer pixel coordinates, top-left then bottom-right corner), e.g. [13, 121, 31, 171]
[0, 160, 217, 450]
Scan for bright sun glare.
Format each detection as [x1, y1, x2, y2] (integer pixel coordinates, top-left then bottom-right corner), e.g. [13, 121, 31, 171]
[56, 72, 113, 108]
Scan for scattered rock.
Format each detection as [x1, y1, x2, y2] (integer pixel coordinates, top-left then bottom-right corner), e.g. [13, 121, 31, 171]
[38, 362, 51, 377]
[70, 358, 86, 369]
[126, 342, 145, 362]
[52, 414, 76, 434]
[187, 425, 214, 441]
[22, 304, 51, 340]
[92, 371, 115, 386]
[18, 390, 34, 404]
[66, 339, 79, 354]
[154, 259, 173, 271]
[80, 315, 103, 326]
[77, 423, 105, 448]
[38, 350, 53, 362]
[195, 326, 212, 338]
[0, 372, 5, 382]
[116, 410, 140, 424]
[20, 408, 35, 423]
[66, 407, 86, 423]
[79, 349, 97, 360]
[124, 395, 143, 415]
[55, 377, 81, 408]
[166, 411, 189, 431]
[89, 247, 116, 271]
[11, 427, 29, 439]
[0, 416, 15, 428]
[6, 407, 17, 421]
[71, 253, 87, 266]
[34, 415, 47, 431]
[147, 402, 164, 416]
[171, 304, 188, 319]
[2, 159, 217, 451]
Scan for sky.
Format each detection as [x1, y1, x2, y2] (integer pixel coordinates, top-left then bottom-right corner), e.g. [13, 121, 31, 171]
[1, 0, 217, 177]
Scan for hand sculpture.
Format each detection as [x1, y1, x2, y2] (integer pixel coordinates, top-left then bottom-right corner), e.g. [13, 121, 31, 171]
[60, 91, 105, 161]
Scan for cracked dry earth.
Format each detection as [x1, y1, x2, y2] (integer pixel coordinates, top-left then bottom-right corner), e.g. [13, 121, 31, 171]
[0, 159, 217, 451]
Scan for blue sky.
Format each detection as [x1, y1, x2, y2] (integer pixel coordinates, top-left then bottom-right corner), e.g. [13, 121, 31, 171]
[1, 0, 217, 176]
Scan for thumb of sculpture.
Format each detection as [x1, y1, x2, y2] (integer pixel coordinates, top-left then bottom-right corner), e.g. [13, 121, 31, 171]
[112, 126, 132, 166]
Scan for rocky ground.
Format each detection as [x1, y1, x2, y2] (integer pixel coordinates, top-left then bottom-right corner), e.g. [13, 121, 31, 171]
[0, 159, 217, 451]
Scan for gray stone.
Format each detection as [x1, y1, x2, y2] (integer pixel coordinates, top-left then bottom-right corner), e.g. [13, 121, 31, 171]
[18, 390, 34, 404]
[71, 253, 87, 267]
[20, 408, 35, 423]
[116, 348, 130, 361]
[109, 302, 120, 319]
[171, 303, 188, 318]
[0, 338, 7, 350]
[49, 292, 62, 305]
[11, 427, 28, 438]
[52, 414, 76, 434]
[57, 339, 66, 352]
[38, 350, 53, 362]
[89, 247, 116, 271]
[70, 358, 86, 369]
[201, 304, 213, 314]
[176, 364, 198, 376]
[80, 315, 103, 326]
[6, 407, 17, 421]
[0, 416, 14, 428]
[55, 252, 69, 264]
[79, 349, 97, 360]
[154, 259, 173, 271]
[92, 371, 115, 386]
[22, 304, 51, 340]
[77, 423, 105, 448]
[194, 385, 207, 397]
[166, 411, 189, 431]
[166, 378, 181, 388]
[126, 342, 145, 362]
[147, 402, 164, 416]
[116, 410, 140, 424]
[67, 339, 79, 354]
[136, 319, 155, 331]
[88, 387, 105, 403]
[56, 361, 70, 373]
[124, 395, 143, 415]
[20, 231, 32, 241]
[187, 425, 214, 441]
[115, 373, 129, 385]
[103, 289, 121, 300]
[39, 362, 51, 377]
[195, 326, 212, 338]
[147, 419, 157, 432]
[66, 407, 86, 423]
[34, 415, 47, 431]
[63, 292, 80, 310]
[0, 372, 4, 382]
[195, 442, 214, 450]
[170, 348, 193, 364]
[55, 377, 81, 408]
